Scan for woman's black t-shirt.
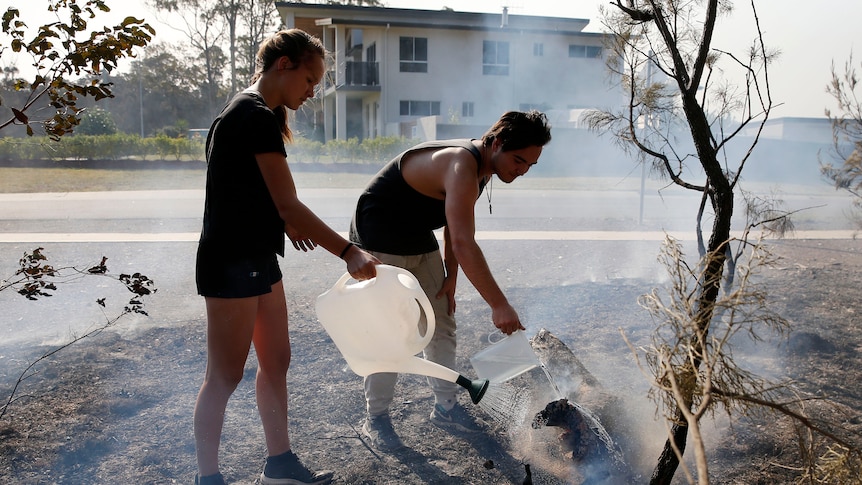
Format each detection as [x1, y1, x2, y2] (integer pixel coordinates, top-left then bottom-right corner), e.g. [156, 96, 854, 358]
[198, 91, 287, 261]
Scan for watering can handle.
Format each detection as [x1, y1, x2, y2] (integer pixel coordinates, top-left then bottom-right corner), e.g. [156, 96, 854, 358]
[330, 270, 357, 292]
[376, 264, 436, 350]
[412, 274, 436, 351]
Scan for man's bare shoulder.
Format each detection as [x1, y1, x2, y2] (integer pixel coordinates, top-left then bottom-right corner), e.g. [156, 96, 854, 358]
[402, 145, 480, 198]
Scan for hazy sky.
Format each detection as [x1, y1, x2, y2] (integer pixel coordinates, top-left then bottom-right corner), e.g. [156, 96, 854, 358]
[12, 0, 861, 119]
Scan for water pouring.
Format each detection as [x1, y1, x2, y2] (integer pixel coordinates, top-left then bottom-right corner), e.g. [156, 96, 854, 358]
[316, 264, 489, 404]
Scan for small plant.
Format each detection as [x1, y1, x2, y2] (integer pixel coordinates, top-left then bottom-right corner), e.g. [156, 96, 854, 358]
[0, 247, 157, 420]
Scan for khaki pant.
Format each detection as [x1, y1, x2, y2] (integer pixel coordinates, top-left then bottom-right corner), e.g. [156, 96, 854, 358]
[364, 250, 458, 416]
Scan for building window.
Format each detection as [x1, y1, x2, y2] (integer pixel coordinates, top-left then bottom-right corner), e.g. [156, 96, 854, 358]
[462, 102, 474, 118]
[400, 36, 428, 72]
[533, 43, 544, 56]
[483, 40, 509, 75]
[366, 43, 376, 63]
[400, 100, 441, 116]
[568, 44, 602, 58]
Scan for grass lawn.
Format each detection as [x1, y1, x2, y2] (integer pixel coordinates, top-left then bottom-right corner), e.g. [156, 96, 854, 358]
[0, 166, 384, 193]
[1, 164, 840, 197]
[0, 164, 623, 194]
[0, 167, 206, 193]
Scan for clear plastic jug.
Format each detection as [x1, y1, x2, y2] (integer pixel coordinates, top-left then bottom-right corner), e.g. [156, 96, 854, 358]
[470, 330, 541, 383]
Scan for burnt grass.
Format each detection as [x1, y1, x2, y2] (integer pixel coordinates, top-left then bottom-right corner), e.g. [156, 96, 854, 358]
[1, 238, 861, 484]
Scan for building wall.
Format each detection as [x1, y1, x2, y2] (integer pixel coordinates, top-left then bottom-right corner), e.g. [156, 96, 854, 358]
[740, 117, 833, 144]
[277, 3, 620, 142]
[279, 4, 836, 186]
[376, 26, 614, 129]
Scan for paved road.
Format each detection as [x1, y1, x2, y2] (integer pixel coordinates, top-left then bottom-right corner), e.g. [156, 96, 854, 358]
[0, 187, 856, 347]
[0, 187, 856, 242]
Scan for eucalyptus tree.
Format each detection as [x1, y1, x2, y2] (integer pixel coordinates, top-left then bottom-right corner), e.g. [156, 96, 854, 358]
[215, 0, 281, 95]
[592, 0, 862, 482]
[230, 0, 382, 85]
[235, 0, 280, 86]
[585, 1, 788, 483]
[102, 43, 210, 135]
[147, 0, 229, 121]
[147, 0, 384, 103]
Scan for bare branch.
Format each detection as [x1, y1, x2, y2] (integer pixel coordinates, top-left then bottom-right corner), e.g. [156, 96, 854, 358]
[0, 248, 157, 420]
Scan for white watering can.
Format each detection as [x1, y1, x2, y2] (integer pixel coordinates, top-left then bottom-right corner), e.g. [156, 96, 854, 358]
[316, 264, 488, 404]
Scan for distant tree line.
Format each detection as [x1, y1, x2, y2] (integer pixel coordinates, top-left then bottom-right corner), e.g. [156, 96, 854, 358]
[1, 0, 381, 141]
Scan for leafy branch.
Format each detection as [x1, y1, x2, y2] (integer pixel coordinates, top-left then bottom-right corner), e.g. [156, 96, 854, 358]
[1, 0, 154, 138]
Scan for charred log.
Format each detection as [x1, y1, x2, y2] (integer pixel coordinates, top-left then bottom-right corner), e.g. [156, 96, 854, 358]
[532, 398, 609, 463]
[532, 398, 634, 484]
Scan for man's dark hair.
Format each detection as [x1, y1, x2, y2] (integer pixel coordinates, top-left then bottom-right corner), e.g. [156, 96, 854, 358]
[482, 110, 552, 151]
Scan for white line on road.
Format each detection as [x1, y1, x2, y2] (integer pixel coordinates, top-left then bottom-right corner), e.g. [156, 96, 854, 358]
[0, 230, 856, 243]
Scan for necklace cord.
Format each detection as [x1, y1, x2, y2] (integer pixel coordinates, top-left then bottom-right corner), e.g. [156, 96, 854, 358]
[486, 176, 493, 215]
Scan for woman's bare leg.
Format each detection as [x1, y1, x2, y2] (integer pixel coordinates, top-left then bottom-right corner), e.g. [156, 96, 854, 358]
[194, 296, 258, 476]
[252, 280, 292, 456]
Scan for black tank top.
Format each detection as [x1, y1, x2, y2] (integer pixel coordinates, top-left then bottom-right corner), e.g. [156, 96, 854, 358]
[349, 139, 485, 255]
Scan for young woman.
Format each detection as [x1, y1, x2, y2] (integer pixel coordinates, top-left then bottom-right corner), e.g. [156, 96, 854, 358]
[193, 29, 378, 485]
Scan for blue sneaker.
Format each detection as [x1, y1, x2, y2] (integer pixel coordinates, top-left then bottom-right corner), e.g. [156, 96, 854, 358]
[430, 403, 484, 434]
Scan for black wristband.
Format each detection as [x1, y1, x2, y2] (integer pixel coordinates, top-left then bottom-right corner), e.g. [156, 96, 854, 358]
[339, 242, 354, 259]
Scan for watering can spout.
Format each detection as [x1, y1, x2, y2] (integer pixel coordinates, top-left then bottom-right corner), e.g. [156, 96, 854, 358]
[456, 375, 490, 404]
[355, 354, 489, 404]
[316, 264, 490, 405]
[393, 356, 489, 404]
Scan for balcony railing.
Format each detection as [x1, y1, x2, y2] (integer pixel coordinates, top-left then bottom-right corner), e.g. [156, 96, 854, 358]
[344, 61, 379, 86]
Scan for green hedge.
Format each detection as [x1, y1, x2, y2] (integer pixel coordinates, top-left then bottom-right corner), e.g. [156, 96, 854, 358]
[287, 135, 417, 165]
[0, 134, 418, 164]
[0, 133, 205, 162]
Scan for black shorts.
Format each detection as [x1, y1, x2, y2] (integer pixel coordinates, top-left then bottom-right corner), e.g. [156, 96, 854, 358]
[196, 250, 282, 298]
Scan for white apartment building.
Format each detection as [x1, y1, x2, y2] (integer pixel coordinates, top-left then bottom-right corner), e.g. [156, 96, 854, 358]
[275, 2, 620, 145]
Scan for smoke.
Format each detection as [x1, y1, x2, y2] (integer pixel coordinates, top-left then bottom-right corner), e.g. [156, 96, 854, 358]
[466, 326, 771, 483]
[0, 242, 201, 350]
